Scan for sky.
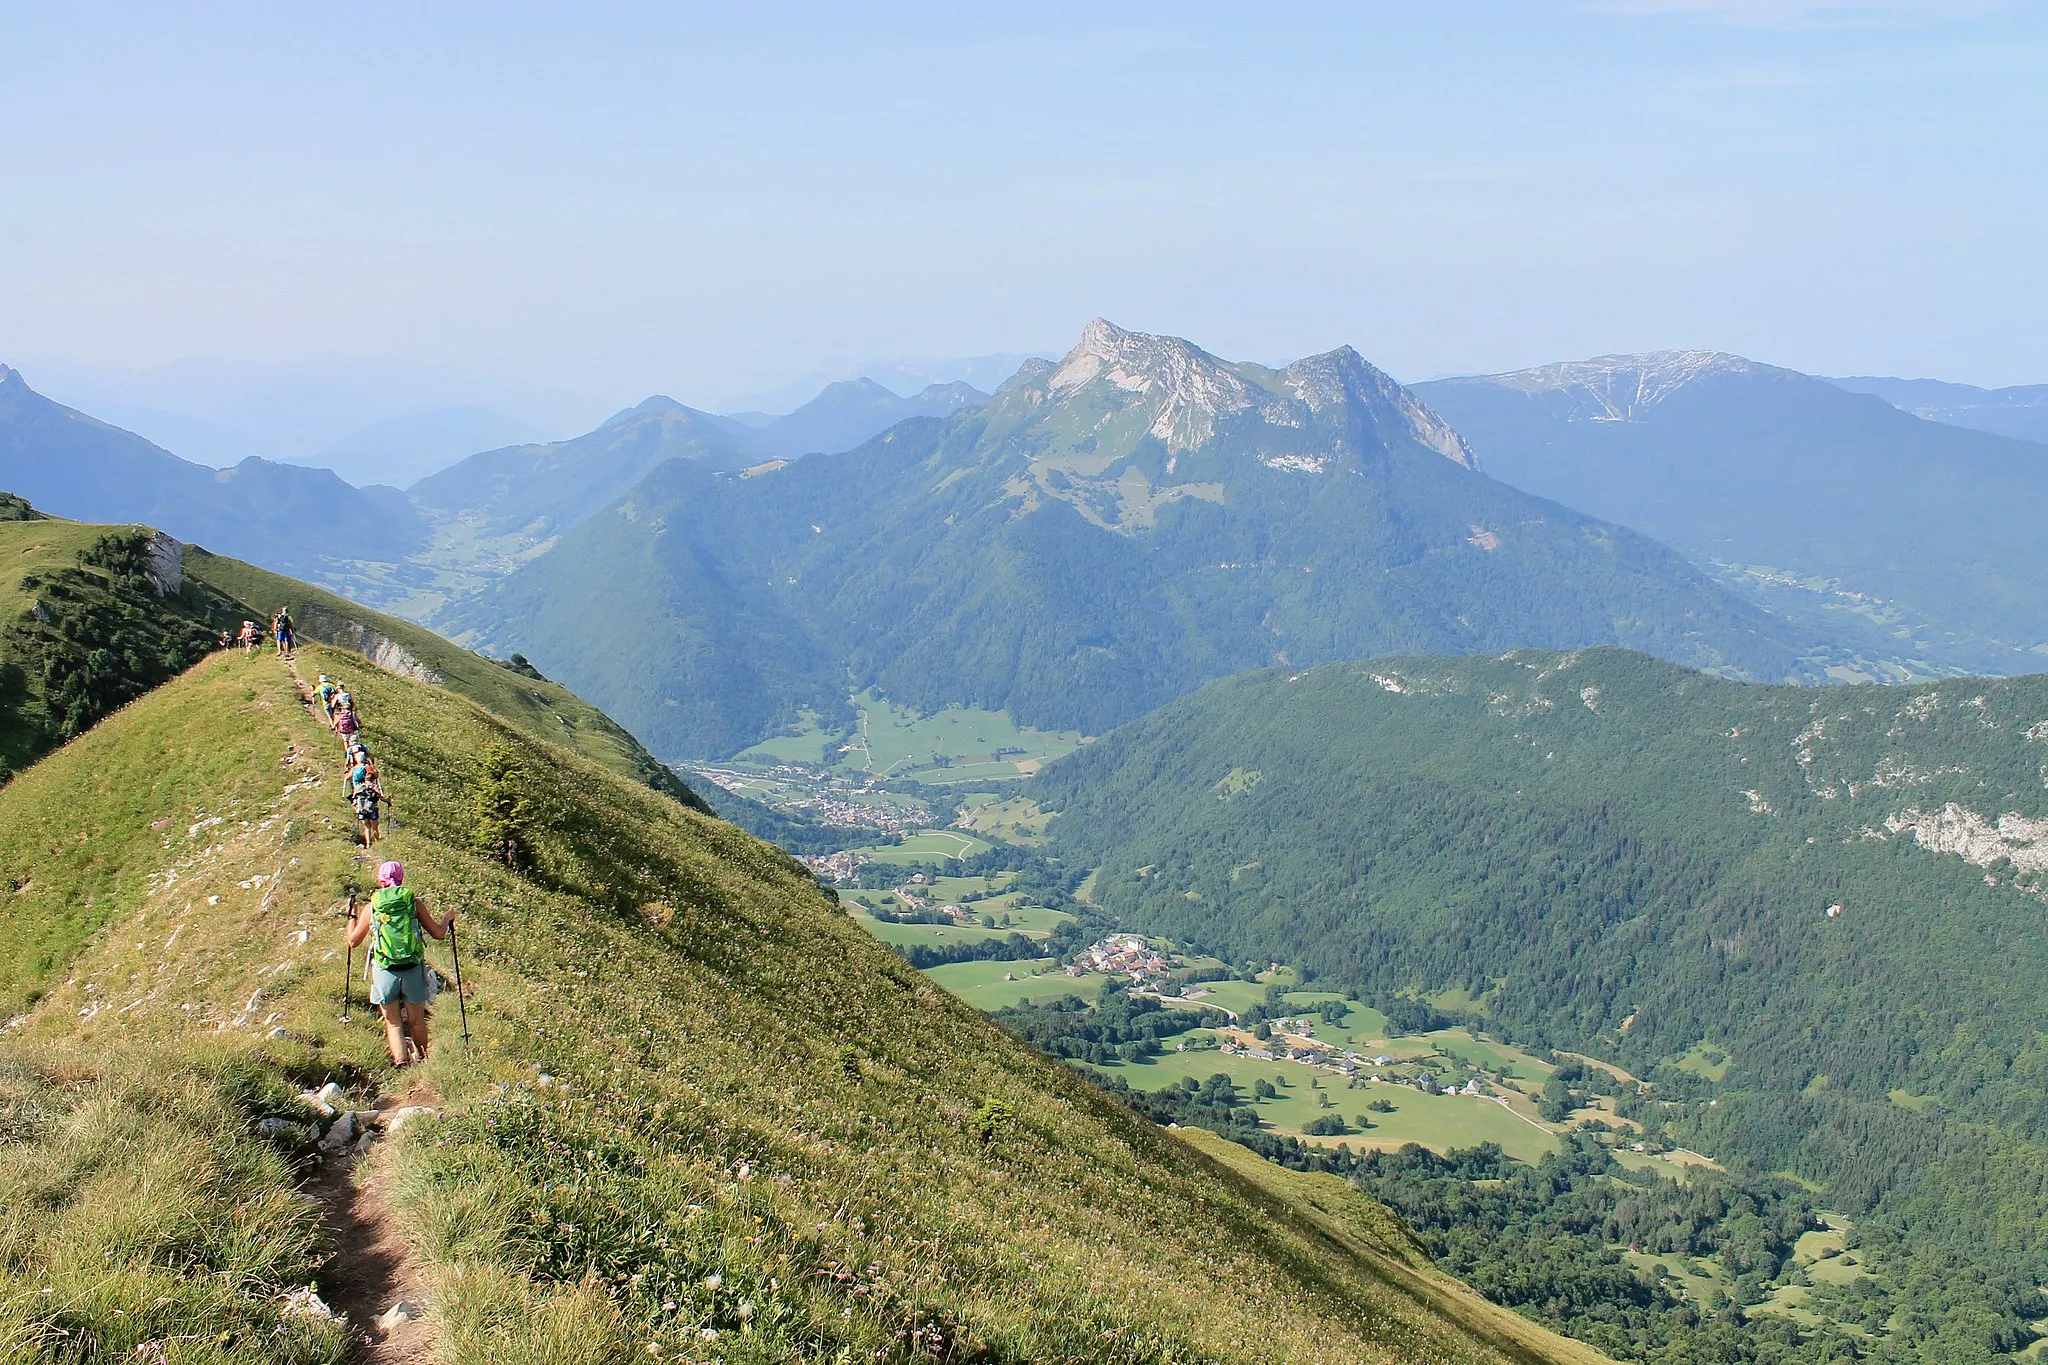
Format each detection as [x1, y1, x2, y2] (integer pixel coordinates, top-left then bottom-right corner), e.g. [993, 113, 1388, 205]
[2, 0, 2044, 440]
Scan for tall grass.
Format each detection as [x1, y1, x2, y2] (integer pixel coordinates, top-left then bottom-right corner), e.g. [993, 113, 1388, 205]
[0, 1046, 346, 1364]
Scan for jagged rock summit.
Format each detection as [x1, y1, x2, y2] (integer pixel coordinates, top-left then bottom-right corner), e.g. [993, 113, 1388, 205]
[977, 320, 1477, 528]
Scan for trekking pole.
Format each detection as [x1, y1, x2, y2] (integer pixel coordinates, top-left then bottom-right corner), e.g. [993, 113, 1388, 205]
[340, 891, 356, 1020]
[447, 916, 471, 1046]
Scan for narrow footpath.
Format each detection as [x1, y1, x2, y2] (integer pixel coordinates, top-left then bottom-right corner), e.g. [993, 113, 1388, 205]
[284, 654, 441, 1361]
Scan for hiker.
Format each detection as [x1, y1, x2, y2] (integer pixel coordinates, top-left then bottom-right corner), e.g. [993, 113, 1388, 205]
[237, 619, 260, 655]
[349, 763, 388, 845]
[345, 862, 453, 1067]
[275, 608, 296, 658]
[316, 674, 339, 721]
[334, 706, 360, 742]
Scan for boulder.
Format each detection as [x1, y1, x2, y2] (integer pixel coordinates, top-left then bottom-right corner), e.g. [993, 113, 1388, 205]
[316, 1111, 359, 1152]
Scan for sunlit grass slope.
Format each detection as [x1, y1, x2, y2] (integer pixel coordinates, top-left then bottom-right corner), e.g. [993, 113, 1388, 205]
[181, 545, 704, 807]
[0, 643, 1603, 1364]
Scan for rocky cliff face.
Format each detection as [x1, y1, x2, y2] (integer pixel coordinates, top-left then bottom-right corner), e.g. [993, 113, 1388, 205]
[143, 532, 184, 596]
[293, 604, 442, 684]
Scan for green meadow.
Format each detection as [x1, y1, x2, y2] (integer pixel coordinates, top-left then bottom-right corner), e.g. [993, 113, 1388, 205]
[849, 829, 992, 864]
[1092, 1047, 1560, 1166]
[923, 960, 1110, 1011]
[842, 690, 1083, 780]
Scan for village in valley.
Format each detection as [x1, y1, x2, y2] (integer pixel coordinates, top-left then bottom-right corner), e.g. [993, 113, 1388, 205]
[684, 691, 1711, 1182]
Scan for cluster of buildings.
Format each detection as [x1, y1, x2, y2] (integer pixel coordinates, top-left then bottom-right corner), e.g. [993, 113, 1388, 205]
[800, 850, 868, 884]
[887, 882, 973, 922]
[1074, 934, 1174, 984]
[803, 795, 925, 832]
[684, 761, 928, 833]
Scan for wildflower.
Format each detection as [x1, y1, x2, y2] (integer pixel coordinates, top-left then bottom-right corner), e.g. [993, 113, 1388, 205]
[702, 1274, 723, 1292]
[698, 1327, 720, 1341]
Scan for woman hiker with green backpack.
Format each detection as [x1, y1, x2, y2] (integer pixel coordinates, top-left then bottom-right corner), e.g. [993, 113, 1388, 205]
[346, 861, 455, 1067]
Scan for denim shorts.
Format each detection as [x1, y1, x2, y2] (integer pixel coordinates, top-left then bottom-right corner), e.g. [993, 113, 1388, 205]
[370, 961, 431, 1007]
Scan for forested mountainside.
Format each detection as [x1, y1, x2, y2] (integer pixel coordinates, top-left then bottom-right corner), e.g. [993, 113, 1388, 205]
[1032, 647, 2048, 1358]
[0, 366, 428, 578]
[0, 630, 1601, 1363]
[448, 320, 1828, 760]
[0, 498, 700, 806]
[1416, 355, 2048, 675]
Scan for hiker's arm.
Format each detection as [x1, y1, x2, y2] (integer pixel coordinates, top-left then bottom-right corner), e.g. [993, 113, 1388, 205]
[345, 907, 371, 949]
[417, 898, 454, 941]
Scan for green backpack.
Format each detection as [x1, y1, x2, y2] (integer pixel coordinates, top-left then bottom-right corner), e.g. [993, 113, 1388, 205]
[369, 886, 425, 969]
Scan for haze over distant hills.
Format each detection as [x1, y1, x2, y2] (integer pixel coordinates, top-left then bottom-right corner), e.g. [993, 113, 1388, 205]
[0, 366, 427, 578]
[1416, 352, 2048, 675]
[20, 354, 576, 487]
[446, 320, 1829, 759]
[1828, 373, 2048, 445]
[720, 376, 989, 456]
[715, 350, 1046, 415]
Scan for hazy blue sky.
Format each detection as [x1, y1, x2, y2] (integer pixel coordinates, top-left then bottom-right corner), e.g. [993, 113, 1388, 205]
[3, 0, 2044, 418]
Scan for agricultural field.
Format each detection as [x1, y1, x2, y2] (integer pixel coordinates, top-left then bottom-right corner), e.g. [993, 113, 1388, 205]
[1096, 1046, 1560, 1165]
[841, 875, 1075, 949]
[841, 690, 1084, 782]
[954, 794, 1055, 845]
[735, 708, 840, 764]
[851, 829, 992, 864]
[923, 959, 1109, 1011]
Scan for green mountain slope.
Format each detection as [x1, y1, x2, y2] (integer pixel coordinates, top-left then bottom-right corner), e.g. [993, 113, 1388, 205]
[1415, 354, 2048, 674]
[0, 641, 1603, 1364]
[0, 501, 702, 809]
[450, 321, 1827, 760]
[409, 395, 763, 548]
[1031, 648, 2048, 1352]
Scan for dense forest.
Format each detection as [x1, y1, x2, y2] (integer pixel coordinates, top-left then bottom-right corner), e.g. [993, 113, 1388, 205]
[1032, 648, 2048, 1359]
[0, 520, 229, 776]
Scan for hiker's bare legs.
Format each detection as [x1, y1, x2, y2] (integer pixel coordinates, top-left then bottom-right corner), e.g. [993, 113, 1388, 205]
[378, 1003, 409, 1066]
[404, 1004, 430, 1063]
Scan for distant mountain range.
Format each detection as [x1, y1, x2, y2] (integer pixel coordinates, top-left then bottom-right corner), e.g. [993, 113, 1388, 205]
[445, 321, 1826, 758]
[1829, 374, 2048, 445]
[0, 366, 427, 578]
[1415, 353, 2048, 674]
[407, 377, 990, 555]
[718, 377, 989, 456]
[10, 335, 2047, 760]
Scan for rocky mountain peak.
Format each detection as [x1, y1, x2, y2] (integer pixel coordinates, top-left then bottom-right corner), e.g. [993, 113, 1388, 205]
[1282, 346, 1479, 470]
[1048, 319, 1272, 452]
[1481, 350, 1765, 420]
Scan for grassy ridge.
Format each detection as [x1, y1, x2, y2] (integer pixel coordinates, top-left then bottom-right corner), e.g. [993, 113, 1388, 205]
[181, 546, 705, 809]
[0, 644, 1601, 1363]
